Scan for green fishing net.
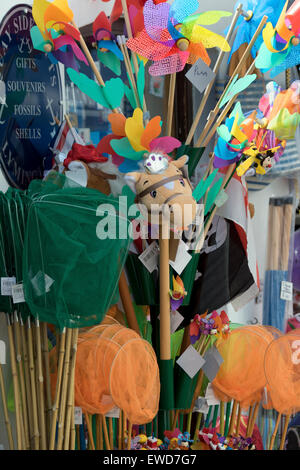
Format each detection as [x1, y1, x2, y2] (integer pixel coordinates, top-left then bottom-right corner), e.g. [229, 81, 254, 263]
[22, 174, 132, 329]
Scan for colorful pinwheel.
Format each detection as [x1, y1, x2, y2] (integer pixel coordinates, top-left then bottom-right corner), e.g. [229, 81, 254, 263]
[255, 0, 300, 77]
[97, 108, 181, 172]
[30, 0, 88, 70]
[213, 103, 256, 169]
[127, 0, 231, 76]
[228, 0, 286, 63]
[93, 12, 124, 76]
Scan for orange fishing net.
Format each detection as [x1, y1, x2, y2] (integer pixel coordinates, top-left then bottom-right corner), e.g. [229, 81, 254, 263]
[212, 326, 276, 407]
[74, 322, 160, 423]
[264, 333, 300, 415]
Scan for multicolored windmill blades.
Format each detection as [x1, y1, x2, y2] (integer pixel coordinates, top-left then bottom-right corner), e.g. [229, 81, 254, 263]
[228, 0, 286, 61]
[285, 0, 300, 37]
[181, 11, 232, 51]
[32, 0, 74, 42]
[30, 25, 83, 70]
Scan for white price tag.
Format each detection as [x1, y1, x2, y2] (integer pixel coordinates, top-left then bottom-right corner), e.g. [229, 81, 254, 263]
[1, 277, 16, 296]
[74, 407, 83, 425]
[169, 240, 192, 275]
[138, 242, 159, 274]
[205, 383, 220, 406]
[170, 310, 184, 334]
[0, 340, 6, 365]
[280, 281, 293, 301]
[176, 345, 205, 379]
[12, 283, 25, 304]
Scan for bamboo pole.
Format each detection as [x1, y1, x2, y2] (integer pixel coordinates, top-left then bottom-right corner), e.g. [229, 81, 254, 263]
[41, 321, 52, 440]
[118, 412, 122, 450]
[219, 401, 225, 436]
[185, 4, 243, 145]
[102, 415, 111, 450]
[246, 405, 254, 437]
[27, 317, 40, 450]
[35, 318, 47, 449]
[84, 413, 95, 450]
[228, 400, 238, 437]
[127, 422, 132, 450]
[279, 414, 290, 450]
[63, 328, 79, 450]
[99, 415, 104, 450]
[20, 317, 34, 448]
[0, 362, 14, 449]
[118, 36, 141, 109]
[166, 74, 176, 137]
[247, 402, 259, 437]
[193, 412, 202, 442]
[172, 410, 180, 431]
[109, 417, 114, 450]
[235, 403, 242, 436]
[269, 412, 282, 450]
[119, 271, 140, 335]
[121, 0, 139, 77]
[159, 221, 171, 360]
[56, 328, 73, 449]
[123, 411, 127, 450]
[49, 327, 66, 450]
[13, 313, 30, 450]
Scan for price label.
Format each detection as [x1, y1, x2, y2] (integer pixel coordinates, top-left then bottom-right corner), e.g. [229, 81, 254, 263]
[280, 281, 293, 301]
[74, 407, 83, 425]
[1, 277, 16, 296]
[12, 283, 25, 304]
[138, 242, 159, 274]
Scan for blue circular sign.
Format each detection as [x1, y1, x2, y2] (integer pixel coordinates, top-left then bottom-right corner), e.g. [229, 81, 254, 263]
[0, 4, 63, 189]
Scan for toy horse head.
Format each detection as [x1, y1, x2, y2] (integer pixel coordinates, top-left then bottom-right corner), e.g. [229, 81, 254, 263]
[125, 153, 197, 228]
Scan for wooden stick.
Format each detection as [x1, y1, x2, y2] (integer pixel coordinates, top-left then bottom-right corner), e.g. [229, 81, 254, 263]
[228, 400, 238, 436]
[49, 327, 66, 450]
[281, 201, 293, 271]
[109, 417, 114, 450]
[118, 412, 122, 450]
[246, 405, 254, 437]
[127, 422, 132, 450]
[279, 414, 290, 450]
[99, 415, 104, 450]
[235, 403, 242, 436]
[172, 410, 180, 431]
[0, 362, 14, 449]
[159, 221, 171, 360]
[102, 415, 111, 450]
[35, 318, 47, 449]
[84, 413, 95, 450]
[193, 412, 202, 442]
[63, 329, 79, 450]
[26, 317, 40, 450]
[247, 402, 259, 437]
[123, 411, 127, 449]
[118, 37, 141, 109]
[220, 401, 225, 436]
[20, 317, 34, 448]
[71, 21, 105, 87]
[70, 393, 76, 451]
[196, 19, 265, 148]
[56, 328, 72, 449]
[13, 313, 30, 450]
[121, 0, 139, 77]
[269, 412, 282, 450]
[41, 322, 52, 440]
[185, 4, 243, 145]
[166, 74, 176, 137]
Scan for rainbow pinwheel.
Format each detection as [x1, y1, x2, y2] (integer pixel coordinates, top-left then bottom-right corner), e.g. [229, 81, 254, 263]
[213, 103, 256, 169]
[97, 108, 181, 172]
[30, 0, 88, 70]
[93, 12, 124, 76]
[228, 0, 285, 63]
[255, 0, 300, 77]
[127, 0, 231, 76]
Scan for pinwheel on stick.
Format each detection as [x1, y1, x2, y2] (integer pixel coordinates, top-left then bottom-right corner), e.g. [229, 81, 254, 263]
[255, 0, 300, 77]
[227, 0, 286, 76]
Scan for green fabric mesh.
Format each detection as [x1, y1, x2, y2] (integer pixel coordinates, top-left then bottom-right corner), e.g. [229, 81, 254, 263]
[22, 176, 132, 329]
